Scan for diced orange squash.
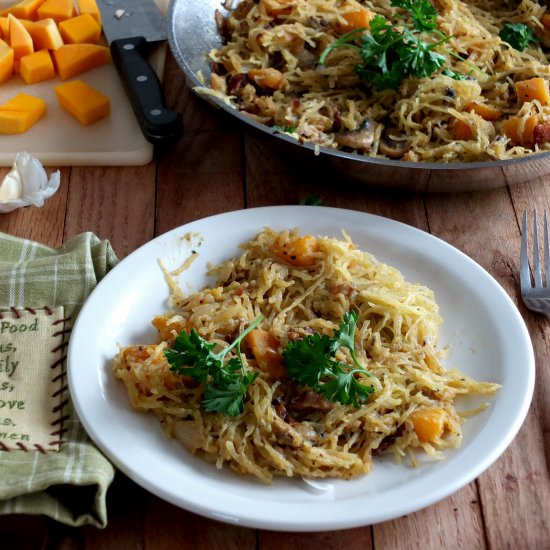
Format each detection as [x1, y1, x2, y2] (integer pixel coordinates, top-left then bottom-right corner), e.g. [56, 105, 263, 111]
[0, 17, 9, 38]
[19, 48, 54, 83]
[54, 79, 110, 125]
[543, 13, 550, 32]
[244, 328, 286, 379]
[1, 0, 46, 20]
[51, 43, 110, 80]
[464, 101, 501, 121]
[22, 18, 63, 50]
[58, 13, 100, 44]
[248, 67, 286, 90]
[7, 14, 33, 59]
[340, 6, 373, 32]
[502, 114, 538, 146]
[0, 38, 14, 82]
[36, 0, 74, 22]
[76, 0, 101, 25]
[0, 92, 46, 133]
[451, 118, 474, 140]
[272, 232, 320, 267]
[515, 77, 550, 105]
[409, 408, 447, 443]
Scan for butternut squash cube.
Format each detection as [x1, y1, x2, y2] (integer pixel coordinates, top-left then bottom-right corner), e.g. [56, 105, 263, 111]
[515, 77, 550, 106]
[0, 16, 9, 38]
[1, 0, 46, 20]
[0, 92, 46, 134]
[55, 79, 110, 125]
[22, 18, 63, 50]
[76, 0, 101, 26]
[0, 38, 14, 82]
[7, 13, 34, 59]
[19, 48, 54, 83]
[51, 43, 110, 80]
[36, 0, 74, 22]
[58, 13, 101, 44]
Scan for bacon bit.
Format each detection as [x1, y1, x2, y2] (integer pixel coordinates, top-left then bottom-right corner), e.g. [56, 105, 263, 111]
[534, 123, 550, 145]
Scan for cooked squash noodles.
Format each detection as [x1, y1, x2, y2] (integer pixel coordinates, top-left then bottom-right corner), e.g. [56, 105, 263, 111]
[203, 0, 550, 162]
[114, 228, 499, 483]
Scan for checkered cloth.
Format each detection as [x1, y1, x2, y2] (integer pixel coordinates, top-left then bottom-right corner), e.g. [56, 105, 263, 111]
[0, 232, 118, 528]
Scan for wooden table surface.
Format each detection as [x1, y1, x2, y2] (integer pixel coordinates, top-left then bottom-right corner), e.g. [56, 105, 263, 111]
[1, 52, 549, 550]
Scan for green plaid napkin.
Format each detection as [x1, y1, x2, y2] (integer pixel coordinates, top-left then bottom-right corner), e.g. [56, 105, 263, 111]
[0, 231, 118, 528]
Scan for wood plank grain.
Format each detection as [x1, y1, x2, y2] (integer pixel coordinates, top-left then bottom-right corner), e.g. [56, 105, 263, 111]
[64, 165, 156, 258]
[425, 185, 550, 550]
[259, 527, 373, 550]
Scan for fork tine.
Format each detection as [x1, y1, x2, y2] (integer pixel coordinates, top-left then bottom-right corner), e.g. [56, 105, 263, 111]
[545, 211, 550, 288]
[533, 210, 543, 288]
[520, 210, 530, 291]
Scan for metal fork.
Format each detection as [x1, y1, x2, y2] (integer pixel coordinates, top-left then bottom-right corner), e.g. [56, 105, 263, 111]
[520, 210, 550, 321]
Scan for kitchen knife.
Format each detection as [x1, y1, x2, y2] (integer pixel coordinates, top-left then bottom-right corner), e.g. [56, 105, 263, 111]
[98, 0, 183, 146]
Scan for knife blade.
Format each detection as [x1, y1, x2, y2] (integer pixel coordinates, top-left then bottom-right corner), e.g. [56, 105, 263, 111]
[97, 0, 182, 147]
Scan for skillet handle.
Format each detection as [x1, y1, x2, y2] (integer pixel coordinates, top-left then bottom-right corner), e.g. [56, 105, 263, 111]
[110, 36, 183, 147]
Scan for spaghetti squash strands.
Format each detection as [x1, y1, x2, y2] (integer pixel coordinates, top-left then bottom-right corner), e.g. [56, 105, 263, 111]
[113, 228, 499, 483]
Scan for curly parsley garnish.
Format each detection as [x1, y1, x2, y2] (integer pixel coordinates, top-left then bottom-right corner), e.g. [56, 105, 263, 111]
[165, 317, 263, 416]
[499, 22, 538, 52]
[283, 311, 375, 407]
[319, 0, 463, 90]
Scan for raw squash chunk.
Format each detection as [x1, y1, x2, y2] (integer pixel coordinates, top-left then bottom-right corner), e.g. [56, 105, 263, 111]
[55, 79, 110, 125]
[1, 0, 46, 20]
[0, 17, 8, 38]
[58, 13, 101, 44]
[7, 14, 34, 59]
[36, 0, 73, 22]
[0, 38, 14, 82]
[76, 0, 101, 25]
[0, 92, 46, 133]
[19, 48, 54, 83]
[51, 43, 110, 80]
[22, 17, 63, 49]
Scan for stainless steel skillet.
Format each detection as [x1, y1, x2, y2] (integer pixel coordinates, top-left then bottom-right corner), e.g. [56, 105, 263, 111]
[166, 0, 550, 192]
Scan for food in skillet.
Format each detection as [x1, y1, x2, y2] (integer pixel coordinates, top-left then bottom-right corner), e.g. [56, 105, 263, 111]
[201, 0, 550, 162]
[113, 228, 499, 483]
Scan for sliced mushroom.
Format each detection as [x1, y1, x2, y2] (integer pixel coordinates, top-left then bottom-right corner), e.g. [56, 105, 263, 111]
[334, 118, 377, 152]
[378, 131, 410, 159]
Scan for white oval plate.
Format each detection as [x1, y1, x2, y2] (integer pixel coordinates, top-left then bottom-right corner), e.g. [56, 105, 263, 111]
[68, 206, 534, 531]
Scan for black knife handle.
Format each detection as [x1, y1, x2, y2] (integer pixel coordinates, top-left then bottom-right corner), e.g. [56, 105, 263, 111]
[110, 36, 183, 147]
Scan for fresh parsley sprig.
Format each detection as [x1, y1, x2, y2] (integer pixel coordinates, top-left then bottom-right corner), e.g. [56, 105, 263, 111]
[165, 316, 263, 416]
[499, 22, 539, 52]
[320, 0, 463, 90]
[283, 311, 374, 407]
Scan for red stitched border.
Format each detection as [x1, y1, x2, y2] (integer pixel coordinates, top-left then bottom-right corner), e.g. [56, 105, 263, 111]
[0, 307, 71, 453]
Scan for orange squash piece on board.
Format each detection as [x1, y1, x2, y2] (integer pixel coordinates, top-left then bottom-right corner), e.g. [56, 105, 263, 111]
[1, 0, 46, 20]
[19, 48, 54, 83]
[0, 38, 14, 82]
[36, 0, 74, 22]
[0, 92, 46, 134]
[51, 43, 110, 80]
[76, 0, 101, 25]
[0, 16, 8, 38]
[58, 13, 101, 44]
[515, 77, 550, 105]
[55, 79, 110, 125]
[7, 14, 34, 59]
[22, 18, 63, 50]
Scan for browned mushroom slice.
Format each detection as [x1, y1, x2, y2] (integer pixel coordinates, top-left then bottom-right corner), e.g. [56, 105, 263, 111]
[334, 119, 377, 152]
[378, 131, 410, 159]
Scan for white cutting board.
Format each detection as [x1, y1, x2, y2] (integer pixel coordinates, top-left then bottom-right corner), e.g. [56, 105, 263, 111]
[0, 0, 169, 167]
